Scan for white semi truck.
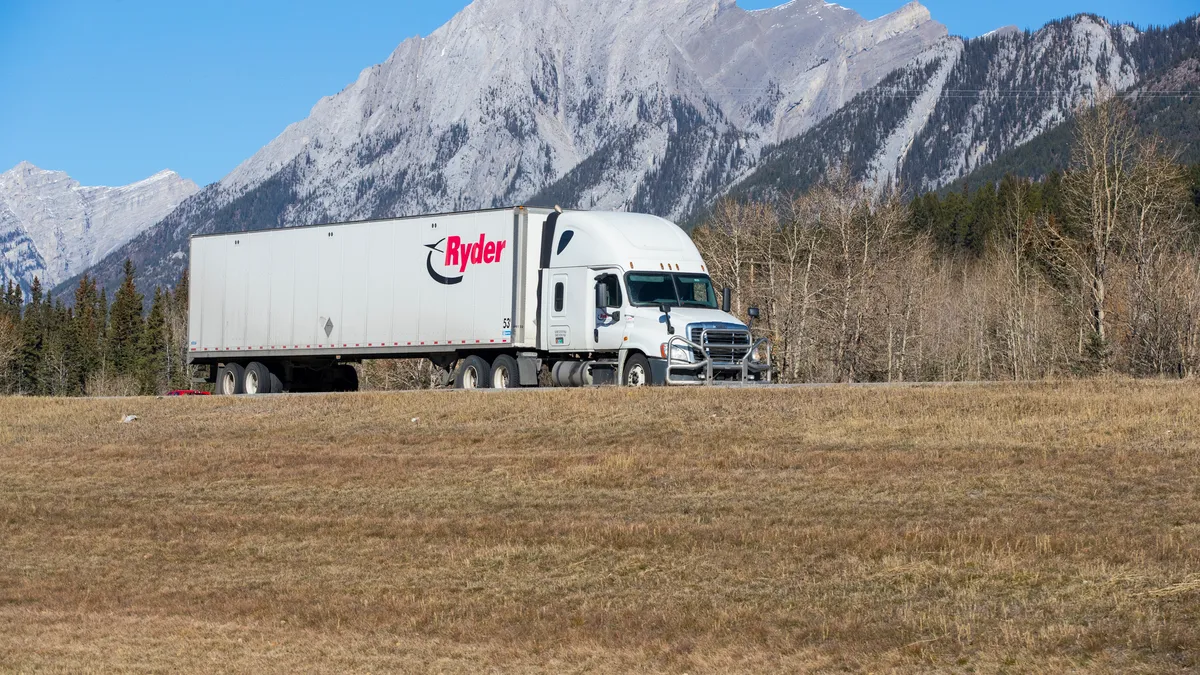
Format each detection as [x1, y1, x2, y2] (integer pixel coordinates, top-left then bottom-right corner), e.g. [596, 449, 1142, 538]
[188, 206, 770, 393]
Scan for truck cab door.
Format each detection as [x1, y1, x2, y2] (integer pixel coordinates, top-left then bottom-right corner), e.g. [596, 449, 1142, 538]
[543, 268, 588, 352]
[591, 270, 626, 352]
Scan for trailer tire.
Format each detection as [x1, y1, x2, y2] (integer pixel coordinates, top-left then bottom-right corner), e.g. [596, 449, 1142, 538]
[490, 354, 519, 389]
[454, 356, 490, 390]
[243, 362, 273, 395]
[622, 353, 652, 387]
[218, 363, 245, 395]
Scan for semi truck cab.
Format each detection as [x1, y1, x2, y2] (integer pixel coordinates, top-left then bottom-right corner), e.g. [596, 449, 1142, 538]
[535, 210, 770, 386]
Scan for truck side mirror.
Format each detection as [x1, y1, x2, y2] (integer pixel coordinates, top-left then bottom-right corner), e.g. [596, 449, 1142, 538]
[595, 281, 608, 310]
[659, 303, 674, 335]
[722, 287, 732, 313]
[748, 307, 760, 319]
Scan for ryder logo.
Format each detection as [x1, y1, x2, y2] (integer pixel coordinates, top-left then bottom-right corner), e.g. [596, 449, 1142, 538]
[424, 234, 508, 285]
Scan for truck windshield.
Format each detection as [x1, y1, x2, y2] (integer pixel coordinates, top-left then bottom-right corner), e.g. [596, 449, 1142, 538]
[625, 273, 718, 309]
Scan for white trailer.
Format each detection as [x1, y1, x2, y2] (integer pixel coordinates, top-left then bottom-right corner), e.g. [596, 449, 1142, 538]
[188, 206, 770, 393]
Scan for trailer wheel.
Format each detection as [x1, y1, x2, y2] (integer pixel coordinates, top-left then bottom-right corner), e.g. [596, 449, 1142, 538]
[623, 353, 651, 387]
[490, 354, 519, 389]
[454, 356, 491, 389]
[243, 362, 273, 395]
[218, 363, 245, 395]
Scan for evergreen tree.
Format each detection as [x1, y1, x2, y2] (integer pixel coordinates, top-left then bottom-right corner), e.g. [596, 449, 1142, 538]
[69, 275, 105, 395]
[19, 277, 46, 395]
[107, 259, 145, 377]
[140, 287, 168, 394]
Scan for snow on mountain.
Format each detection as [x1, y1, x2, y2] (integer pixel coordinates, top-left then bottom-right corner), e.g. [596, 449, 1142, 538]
[0, 162, 198, 295]
[74, 0, 946, 295]
[730, 12, 1200, 200]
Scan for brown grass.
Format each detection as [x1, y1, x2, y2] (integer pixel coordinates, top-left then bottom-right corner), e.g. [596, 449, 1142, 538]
[1, 381, 1199, 672]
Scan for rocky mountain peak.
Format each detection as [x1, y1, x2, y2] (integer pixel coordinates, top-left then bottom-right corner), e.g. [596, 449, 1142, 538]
[0, 163, 199, 295]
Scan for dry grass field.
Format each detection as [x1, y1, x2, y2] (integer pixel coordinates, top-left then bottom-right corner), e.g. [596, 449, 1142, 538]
[1, 381, 1199, 672]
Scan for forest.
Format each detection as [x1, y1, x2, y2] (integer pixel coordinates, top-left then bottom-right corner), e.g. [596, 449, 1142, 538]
[1, 100, 1198, 394]
[694, 100, 1200, 382]
[0, 262, 191, 396]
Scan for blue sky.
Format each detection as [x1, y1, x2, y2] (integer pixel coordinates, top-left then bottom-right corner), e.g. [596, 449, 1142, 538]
[1, 0, 1194, 188]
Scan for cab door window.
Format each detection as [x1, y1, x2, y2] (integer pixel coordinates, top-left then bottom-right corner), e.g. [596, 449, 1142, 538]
[596, 274, 622, 309]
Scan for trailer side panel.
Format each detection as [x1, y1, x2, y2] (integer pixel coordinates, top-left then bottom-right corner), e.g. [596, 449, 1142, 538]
[189, 209, 534, 360]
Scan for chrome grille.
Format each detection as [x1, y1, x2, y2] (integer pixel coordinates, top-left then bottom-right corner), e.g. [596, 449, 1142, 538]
[690, 326, 752, 363]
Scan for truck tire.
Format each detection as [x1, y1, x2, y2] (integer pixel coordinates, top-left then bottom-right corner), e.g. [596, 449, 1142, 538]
[243, 362, 273, 395]
[454, 356, 491, 389]
[623, 353, 651, 387]
[490, 354, 519, 388]
[218, 363, 245, 395]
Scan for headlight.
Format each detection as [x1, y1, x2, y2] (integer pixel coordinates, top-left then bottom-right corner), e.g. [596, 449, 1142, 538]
[749, 342, 765, 362]
[661, 342, 693, 363]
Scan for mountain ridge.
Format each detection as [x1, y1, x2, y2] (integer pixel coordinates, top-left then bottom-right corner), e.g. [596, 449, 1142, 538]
[0, 162, 198, 296]
[722, 11, 1200, 207]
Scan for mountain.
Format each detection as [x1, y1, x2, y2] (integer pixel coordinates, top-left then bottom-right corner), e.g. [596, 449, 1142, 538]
[944, 53, 1200, 192]
[727, 12, 1200, 203]
[65, 0, 947, 297]
[0, 163, 198, 296]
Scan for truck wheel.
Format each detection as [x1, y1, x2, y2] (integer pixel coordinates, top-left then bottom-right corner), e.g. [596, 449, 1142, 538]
[454, 356, 491, 389]
[218, 363, 245, 395]
[243, 362, 273, 395]
[490, 354, 519, 388]
[623, 353, 651, 387]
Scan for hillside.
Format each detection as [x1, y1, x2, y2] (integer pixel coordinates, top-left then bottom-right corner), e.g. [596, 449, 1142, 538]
[0, 163, 197, 296]
[947, 55, 1200, 191]
[725, 13, 1200, 206]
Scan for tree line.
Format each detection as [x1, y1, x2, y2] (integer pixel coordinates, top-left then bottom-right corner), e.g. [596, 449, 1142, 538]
[694, 100, 1200, 382]
[0, 261, 191, 396]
